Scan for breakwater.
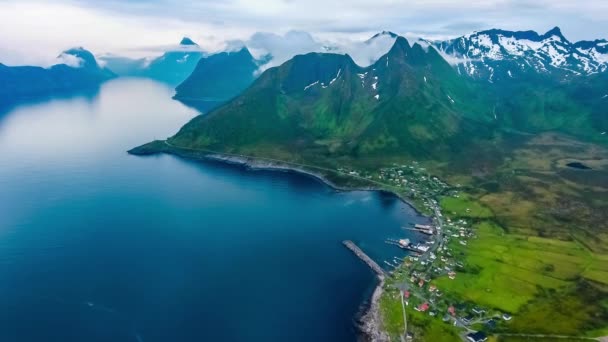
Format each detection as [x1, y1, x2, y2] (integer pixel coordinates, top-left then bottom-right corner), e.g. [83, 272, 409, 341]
[342, 240, 386, 280]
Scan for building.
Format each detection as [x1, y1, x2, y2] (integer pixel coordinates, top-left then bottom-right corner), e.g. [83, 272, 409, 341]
[502, 313, 512, 321]
[466, 331, 488, 342]
[415, 303, 430, 312]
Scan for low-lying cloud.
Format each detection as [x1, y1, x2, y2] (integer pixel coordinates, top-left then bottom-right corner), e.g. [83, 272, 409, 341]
[1, 0, 608, 67]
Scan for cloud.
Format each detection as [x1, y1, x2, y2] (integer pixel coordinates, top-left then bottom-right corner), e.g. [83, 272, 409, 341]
[232, 30, 397, 72]
[245, 31, 326, 70]
[56, 53, 85, 68]
[336, 33, 397, 67]
[1, 0, 608, 67]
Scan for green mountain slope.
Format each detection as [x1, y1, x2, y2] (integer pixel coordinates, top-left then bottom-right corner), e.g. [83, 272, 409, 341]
[168, 37, 497, 163]
[173, 47, 259, 103]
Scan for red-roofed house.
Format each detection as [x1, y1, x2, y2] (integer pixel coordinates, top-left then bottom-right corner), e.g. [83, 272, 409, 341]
[415, 303, 430, 312]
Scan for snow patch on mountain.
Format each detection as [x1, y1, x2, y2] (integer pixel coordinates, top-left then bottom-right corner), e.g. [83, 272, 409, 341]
[304, 81, 319, 91]
[433, 27, 608, 79]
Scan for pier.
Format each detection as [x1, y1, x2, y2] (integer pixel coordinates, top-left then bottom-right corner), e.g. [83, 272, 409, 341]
[343, 240, 386, 279]
[385, 238, 423, 254]
[402, 225, 435, 235]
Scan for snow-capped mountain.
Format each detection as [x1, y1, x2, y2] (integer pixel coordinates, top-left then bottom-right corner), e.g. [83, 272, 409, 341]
[434, 27, 608, 81]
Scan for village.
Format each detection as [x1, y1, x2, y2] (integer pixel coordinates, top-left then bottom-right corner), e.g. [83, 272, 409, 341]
[337, 163, 511, 342]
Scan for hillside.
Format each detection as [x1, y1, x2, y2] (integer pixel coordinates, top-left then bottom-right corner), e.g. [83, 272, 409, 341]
[168, 37, 497, 163]
[157, 35, 606, 163]
[173, 47, 259, 108]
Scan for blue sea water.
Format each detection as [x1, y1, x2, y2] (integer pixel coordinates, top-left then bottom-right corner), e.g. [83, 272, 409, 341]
[0, 78, 428, 342]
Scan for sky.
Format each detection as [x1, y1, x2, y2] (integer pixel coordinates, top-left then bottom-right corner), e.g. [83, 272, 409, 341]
[1, 0, 607, 67]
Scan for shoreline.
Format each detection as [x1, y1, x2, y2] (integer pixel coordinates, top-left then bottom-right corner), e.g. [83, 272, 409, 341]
[129, 142, 429, 218]
[128, 144, 430, 341]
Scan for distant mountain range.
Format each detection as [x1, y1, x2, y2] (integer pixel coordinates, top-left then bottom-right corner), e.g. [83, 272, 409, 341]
[0, 47, 115, 105]
[99, 37, 204, 86]
[134, 28, 607, 167]
[3, 27, 607, 126]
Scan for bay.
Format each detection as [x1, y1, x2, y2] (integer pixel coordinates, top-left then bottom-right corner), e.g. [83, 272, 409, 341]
[0, 78, 427, 342]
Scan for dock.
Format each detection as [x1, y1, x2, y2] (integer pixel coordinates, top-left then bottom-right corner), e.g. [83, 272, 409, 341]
[385, 238, 423, 254]
[343, 240, 386, 280]
[402, 225, 435, 235]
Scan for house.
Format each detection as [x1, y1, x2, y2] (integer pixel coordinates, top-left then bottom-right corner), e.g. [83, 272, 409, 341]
[466, 331, 488, 342]
[448, 271, 456, 280]
[404, 290, 410, 299]
[418, 279, 425, 287]
[502, 313, 512, 321]
[448, 306, 456, 316]
[429, 284, 437, 292]
[415, 303, 430, 312]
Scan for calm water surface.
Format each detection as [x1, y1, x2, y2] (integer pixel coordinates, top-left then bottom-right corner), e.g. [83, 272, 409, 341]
[0, 78, 427, 342]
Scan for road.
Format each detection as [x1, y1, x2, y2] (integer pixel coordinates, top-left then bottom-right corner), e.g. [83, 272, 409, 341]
[400, 290, 408, 339]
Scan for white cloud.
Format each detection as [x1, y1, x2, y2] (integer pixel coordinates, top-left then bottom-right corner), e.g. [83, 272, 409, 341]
[338, 33, 397, 67]
[245, 31, 326, 70]
[0, 0, 607, 67]
[55, 53, 85, 68]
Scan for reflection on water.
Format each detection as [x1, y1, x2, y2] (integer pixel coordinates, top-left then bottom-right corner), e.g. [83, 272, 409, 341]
[0, 86, 101, 120]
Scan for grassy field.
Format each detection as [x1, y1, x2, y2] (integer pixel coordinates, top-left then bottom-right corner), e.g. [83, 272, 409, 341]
[440, 194, 494, 218]
[379, 287, 461, 341]
[433, 207, 608, 336]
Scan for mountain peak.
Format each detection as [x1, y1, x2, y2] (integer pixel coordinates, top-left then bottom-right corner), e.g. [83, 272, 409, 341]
[370, 31, 398, 39]
[387, 36, 411, 56]
[180, 37, 197, 46]
[542, 26, 566, 40]
[58, 47, 99, 69]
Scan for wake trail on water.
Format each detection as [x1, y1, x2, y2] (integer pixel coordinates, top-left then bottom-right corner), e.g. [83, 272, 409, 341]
[38, 296, 144, 342]
[83, 301, 145, 342]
